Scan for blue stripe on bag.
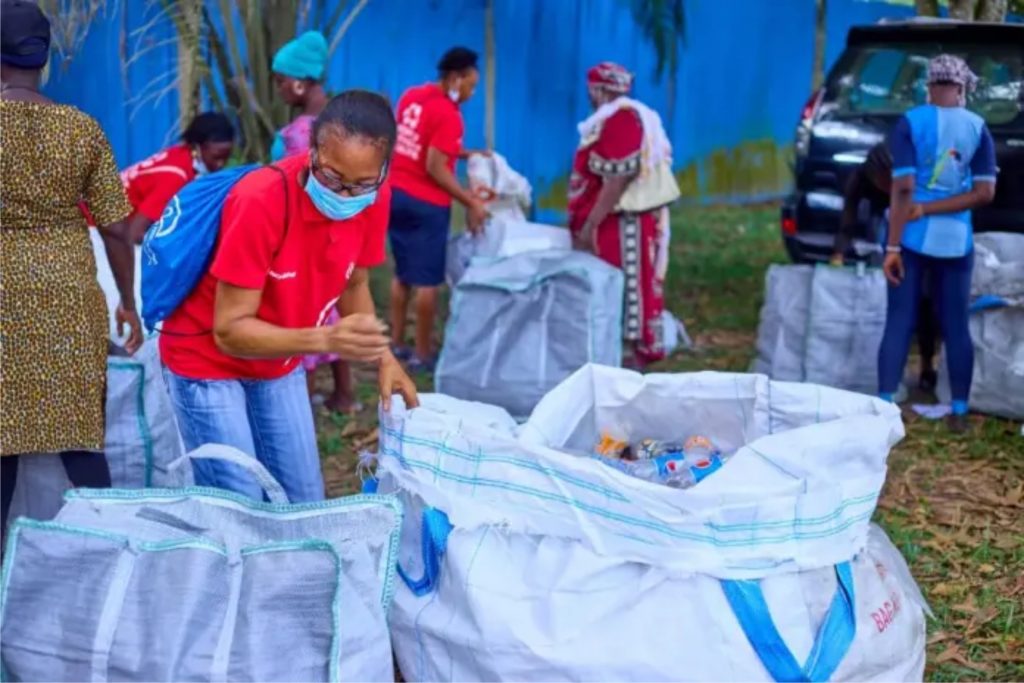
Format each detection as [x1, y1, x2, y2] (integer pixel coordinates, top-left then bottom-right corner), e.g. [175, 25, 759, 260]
[720, 562, 856, 682]
[397, 508, 452, 596]
[969, 294, 1008, 313]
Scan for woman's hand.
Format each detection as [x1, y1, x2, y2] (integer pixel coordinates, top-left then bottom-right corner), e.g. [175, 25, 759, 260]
[883, 251, 905, 286]
[466, 198, 489, 235]
[829, 252, 844, 267]
[577, 221, 599, 254]
[378, 354, 419, 412]
[116, 305, 144, 355]
[907, 203, 925, 221]
[323, 313, 390, 362]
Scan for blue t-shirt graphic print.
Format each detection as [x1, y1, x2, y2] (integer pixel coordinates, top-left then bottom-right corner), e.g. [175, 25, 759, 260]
[889, 104, 997, 258]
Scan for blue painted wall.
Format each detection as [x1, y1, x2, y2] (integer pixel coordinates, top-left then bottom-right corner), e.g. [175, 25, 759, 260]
[45, 0, 925, 205]
[44, 2, 180, 170]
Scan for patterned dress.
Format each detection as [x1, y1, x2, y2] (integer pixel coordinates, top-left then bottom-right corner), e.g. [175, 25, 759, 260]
[568, 106, 666, 364]
[0, 101, 132, 456]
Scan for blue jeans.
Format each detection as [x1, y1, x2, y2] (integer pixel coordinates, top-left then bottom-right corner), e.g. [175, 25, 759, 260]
[878, 249, 974, 408]
[163, 367, 324, 502]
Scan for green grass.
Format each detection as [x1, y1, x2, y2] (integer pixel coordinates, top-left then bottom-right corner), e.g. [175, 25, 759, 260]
[313, 204, 1024, 680]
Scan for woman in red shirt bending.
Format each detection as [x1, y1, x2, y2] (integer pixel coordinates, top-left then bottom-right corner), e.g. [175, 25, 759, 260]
[160, 92, 417, 502]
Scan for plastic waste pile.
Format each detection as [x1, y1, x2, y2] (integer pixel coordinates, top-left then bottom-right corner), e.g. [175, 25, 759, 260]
[590, 433, 731, 489]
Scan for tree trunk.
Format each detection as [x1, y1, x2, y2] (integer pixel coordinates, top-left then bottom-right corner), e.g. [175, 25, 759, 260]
[915, 0, 940, 16]
[975, 0, 1008, 21]
[177, 0, 203, 131]
[483, 0, 496, 150]
[948, 0, 979, 20]
[811, 0, 827, 91]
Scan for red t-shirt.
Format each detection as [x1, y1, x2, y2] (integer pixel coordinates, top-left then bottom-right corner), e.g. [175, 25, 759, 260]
[160, 153, 390, 380]
[391, 82, 463, 206]
[122, 144, 197, 221]
[567, 107, 643, 232]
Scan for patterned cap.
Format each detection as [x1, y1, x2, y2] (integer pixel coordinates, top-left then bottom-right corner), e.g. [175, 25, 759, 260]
[587, 61, 634, 94]
[927, 54, 978, 92]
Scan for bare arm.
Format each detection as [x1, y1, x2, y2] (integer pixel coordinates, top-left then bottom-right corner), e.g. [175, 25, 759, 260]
[887, 175, 915, 249]
[458, 148, 491, 160]
[918, 180, 996, 217]
[213, 282, 327, 359]
[833, 172, 863, 258]
[96, 219, 137, 311]
[426, 147, 477, 207]
[337, 267, 376, 318]
[126, 212, 154, 245]
[579, 175, 634, 250]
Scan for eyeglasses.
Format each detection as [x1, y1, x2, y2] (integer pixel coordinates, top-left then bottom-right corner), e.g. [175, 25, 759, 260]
[311, 151, 388, 197]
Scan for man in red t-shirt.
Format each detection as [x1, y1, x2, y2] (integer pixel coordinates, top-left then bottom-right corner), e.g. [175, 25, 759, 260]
[388, 47, 488, 371]
[121, 112, 235, 243]
[160, 92, 417, 503]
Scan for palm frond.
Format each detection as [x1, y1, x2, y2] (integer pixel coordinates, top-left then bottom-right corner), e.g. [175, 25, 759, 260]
[625, 0, 686, 81]
[38, 0, 112, 64]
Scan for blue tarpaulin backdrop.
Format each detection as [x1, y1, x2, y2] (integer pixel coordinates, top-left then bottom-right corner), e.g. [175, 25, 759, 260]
[45, 0, 922, 210]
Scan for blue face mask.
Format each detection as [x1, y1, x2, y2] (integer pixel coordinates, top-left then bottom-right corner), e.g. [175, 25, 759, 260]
[304, 171, 377, 220]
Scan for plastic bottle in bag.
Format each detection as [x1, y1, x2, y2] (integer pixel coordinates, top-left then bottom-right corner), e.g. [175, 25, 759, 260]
[633, 439, 683, 460]
[683, 435, 718, 461]
[625, 452, 688, 483]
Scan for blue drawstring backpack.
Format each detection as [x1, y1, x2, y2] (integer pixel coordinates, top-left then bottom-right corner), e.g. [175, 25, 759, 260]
[141, 164, 287, 332]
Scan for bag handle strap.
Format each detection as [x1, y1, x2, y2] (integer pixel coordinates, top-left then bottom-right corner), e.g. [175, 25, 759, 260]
[168, 444, 290, 505]
[720, 561, 856, 682]
[396, 507, 452, 596]
[90, 544, 138, 680]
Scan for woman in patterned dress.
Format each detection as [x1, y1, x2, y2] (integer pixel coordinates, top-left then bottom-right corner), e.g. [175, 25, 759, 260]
[0, 0, 141, 533]
[568, 62, 678, 368]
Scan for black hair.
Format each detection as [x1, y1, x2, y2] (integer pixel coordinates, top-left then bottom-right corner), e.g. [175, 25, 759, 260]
[864, 142, 892, 177]
[182, 112, 235, 145]
[312, 89, 397, 153]
[437, 47, 478, 76]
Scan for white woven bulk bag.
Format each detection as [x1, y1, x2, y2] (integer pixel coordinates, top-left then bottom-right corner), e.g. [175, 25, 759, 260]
[1, 445, 402, 682]
[377, 367, 926, 681]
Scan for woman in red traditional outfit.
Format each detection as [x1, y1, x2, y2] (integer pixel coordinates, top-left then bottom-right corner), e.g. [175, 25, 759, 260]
[568, 62, 679, 367]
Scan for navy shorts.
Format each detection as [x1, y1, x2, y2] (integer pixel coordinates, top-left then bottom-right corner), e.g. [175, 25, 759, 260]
[389, 187, 451, 287]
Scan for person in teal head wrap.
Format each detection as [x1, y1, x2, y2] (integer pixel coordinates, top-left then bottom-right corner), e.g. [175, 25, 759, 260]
[272, 30, 360, 414]
[271, 30, 329, 161]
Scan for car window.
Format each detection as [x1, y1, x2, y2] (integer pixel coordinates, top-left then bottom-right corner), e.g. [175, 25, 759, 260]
[823, 42, 1023, 128]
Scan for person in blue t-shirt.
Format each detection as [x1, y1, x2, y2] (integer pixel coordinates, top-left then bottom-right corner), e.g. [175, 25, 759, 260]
[878, 54, 997, 432]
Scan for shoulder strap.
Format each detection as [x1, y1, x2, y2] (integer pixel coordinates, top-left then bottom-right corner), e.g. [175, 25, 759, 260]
[268, 164, 291, 256]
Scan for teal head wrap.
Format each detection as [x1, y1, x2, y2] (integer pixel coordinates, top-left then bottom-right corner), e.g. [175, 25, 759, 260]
[272, 31, 328, 81]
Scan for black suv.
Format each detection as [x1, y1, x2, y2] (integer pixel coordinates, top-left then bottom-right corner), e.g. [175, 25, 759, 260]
[782, 20, 1024, 263]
